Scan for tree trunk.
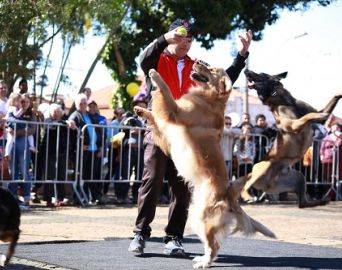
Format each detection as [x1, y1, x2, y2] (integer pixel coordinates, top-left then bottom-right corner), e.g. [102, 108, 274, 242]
[113, 41, 125, 76]
[78, 35, 111, 93]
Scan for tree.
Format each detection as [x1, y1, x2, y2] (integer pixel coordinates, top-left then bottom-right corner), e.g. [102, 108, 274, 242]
[0, 0, 90, 94]
[102, 0, 332, 109]
[0, 0, 332, 108]
[67, 0, 129, 114]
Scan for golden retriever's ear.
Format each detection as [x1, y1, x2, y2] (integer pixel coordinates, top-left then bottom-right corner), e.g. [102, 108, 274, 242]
[219, 76, 232, 94]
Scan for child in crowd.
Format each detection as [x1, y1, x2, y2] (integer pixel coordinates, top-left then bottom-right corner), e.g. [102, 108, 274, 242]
[320, 122, 342, 182]
[5, 93, 37, 158]
[233, 122, 255, 177]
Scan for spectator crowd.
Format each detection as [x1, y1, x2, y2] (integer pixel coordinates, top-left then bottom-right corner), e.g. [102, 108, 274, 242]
[0, 79, 341, 210]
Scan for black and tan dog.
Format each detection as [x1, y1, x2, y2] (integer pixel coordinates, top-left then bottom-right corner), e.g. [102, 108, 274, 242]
[0, 187, 21, 266]
[238, 69, 341, 208]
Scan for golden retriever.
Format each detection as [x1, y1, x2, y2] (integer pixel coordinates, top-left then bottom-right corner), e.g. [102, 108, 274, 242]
[134, 62, 275, 269]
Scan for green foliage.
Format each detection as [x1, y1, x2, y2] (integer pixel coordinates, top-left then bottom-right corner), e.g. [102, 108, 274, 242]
[102, 0, 334, 109]
[0, 0, 91, 94]
[0, 0, 333, 108]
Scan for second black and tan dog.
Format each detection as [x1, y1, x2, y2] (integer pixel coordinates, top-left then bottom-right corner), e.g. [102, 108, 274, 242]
[0, 187, 21, 266]
[238, 69, 341, 208]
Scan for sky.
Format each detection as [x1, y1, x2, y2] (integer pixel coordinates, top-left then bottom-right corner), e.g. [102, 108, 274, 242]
[37, 0, 342, 117]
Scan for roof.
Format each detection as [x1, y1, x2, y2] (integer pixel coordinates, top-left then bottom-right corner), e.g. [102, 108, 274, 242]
[64, 83, 119, 120]
[43, 80, 342, 126]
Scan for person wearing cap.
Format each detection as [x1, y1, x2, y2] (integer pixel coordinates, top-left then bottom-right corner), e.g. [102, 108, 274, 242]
[128, 18, 252, 256]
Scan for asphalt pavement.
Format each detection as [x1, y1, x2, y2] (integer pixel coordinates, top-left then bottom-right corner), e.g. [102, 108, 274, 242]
[1, 235, 342, 269]
[1, 201, 342, 269]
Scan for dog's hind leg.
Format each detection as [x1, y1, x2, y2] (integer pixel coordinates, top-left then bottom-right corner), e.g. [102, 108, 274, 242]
[319, 93, 342, 114]
[191, 196, 225, 269]
[263, 169, 329, 208]
[193, 228, 220, 269]
[278, 170, 329, 208]
[238, 161, 273, 203]
[193, 220, 221, 269]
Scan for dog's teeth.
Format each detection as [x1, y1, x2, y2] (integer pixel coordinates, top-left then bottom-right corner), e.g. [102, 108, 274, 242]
[247, 82, 254, 89]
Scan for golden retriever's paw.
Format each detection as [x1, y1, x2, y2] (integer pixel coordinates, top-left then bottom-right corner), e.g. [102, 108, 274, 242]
[193, 256, 202, 263]
[193, 255, 211, 269]
[149, 69, 161, 88]
[0, 254, 6, 266]
[134, 106, 155, 126]
[148, 69, 158, 78]
[133, 106, 147, 117]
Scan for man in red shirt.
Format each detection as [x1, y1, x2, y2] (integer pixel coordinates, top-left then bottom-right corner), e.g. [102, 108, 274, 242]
[128, 18, 252, 256]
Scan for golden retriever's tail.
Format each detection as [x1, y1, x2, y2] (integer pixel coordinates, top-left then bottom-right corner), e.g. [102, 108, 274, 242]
[226, 184, 275, 239]
[231, 204, 276, 239]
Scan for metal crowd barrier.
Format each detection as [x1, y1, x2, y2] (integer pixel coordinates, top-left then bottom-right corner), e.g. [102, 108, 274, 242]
[232, 134, 341, 201]
[78, 123, 146, 205]
[0, 119, 83, 204]
[0, 119, 341, 205]
[233, 133, 271, 179]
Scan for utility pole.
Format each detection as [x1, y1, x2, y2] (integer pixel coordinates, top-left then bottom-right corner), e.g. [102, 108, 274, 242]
[244, 57, 249, 114]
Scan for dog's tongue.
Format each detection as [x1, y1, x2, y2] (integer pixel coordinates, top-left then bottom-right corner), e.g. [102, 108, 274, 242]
[191, 71, 208, 83]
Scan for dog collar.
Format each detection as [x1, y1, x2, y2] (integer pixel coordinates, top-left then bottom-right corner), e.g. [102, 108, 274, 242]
[271, 89, 277, 97]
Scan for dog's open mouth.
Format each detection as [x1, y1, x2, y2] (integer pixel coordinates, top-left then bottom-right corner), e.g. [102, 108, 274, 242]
[247, 82, 255, 89]
[246, 78, 255, 89]
[190, 70, 209, 83]
[244, 76, 255, 89]
[244, 71, 257, 89]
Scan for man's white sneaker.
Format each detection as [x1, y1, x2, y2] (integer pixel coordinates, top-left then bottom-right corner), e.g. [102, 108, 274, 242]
[163, 237, 186, 257]
[128, 233, 145, 254]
